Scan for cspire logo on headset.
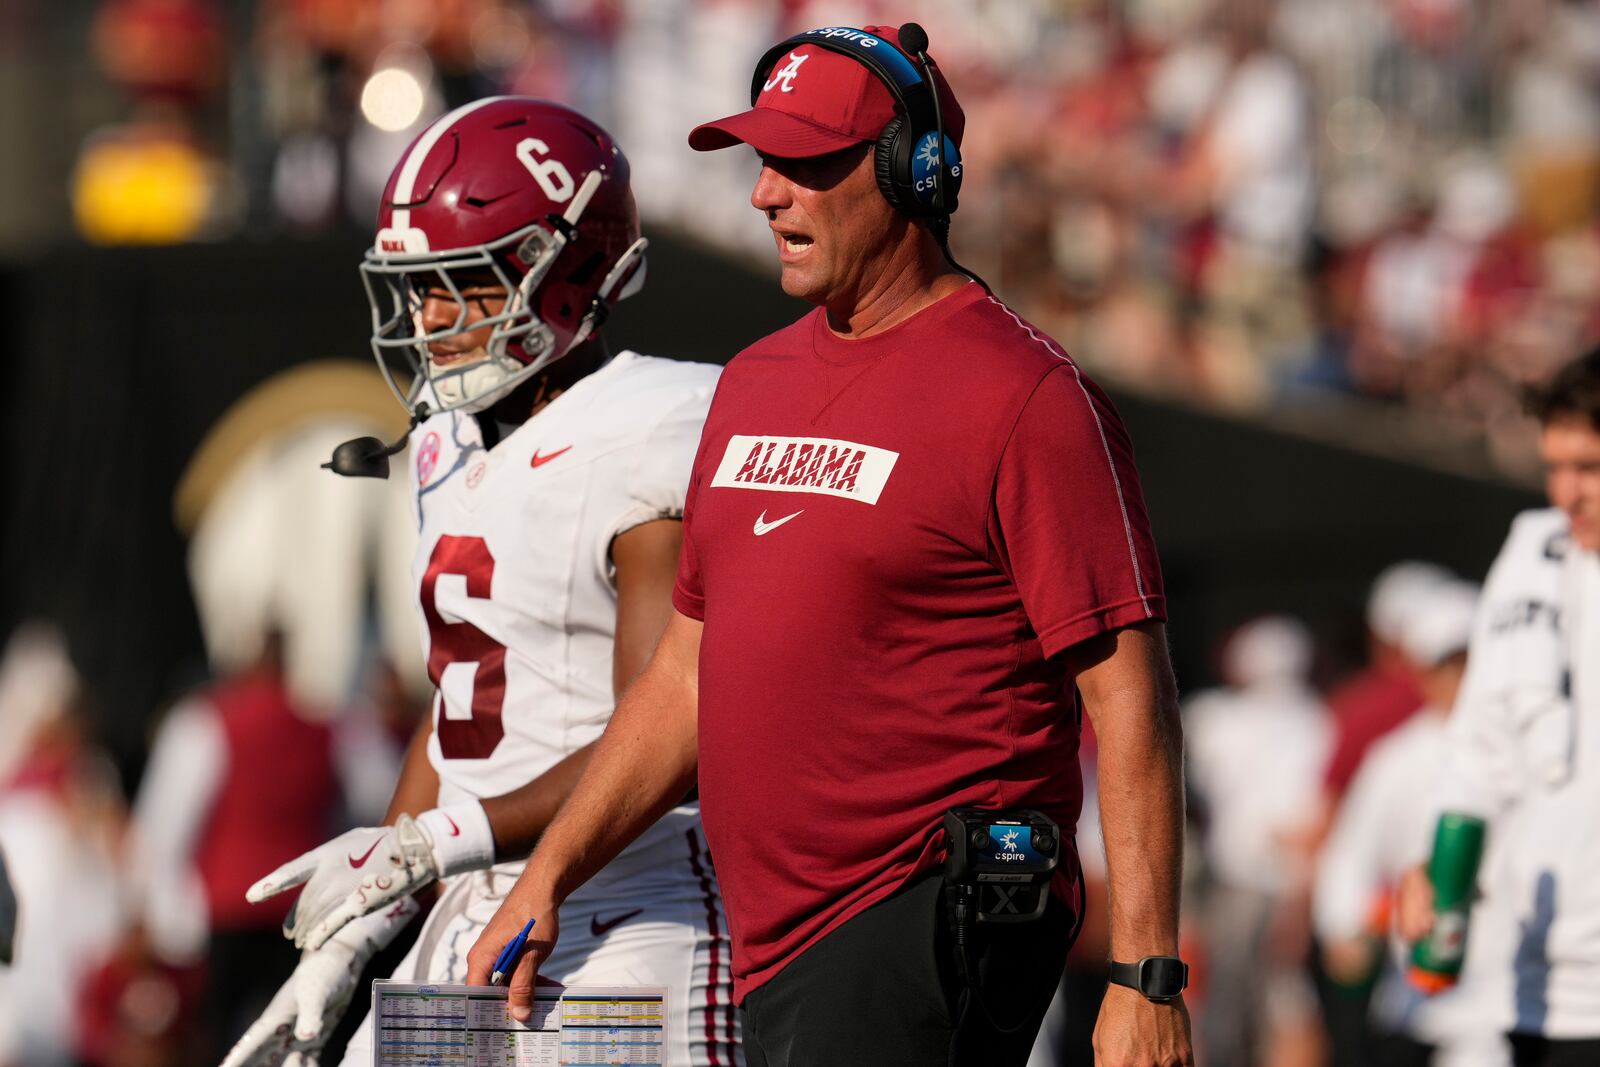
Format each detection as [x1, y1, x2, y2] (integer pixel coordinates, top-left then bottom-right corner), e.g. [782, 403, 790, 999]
[911, 130, 961, 203]
[804, 26, 882, 47]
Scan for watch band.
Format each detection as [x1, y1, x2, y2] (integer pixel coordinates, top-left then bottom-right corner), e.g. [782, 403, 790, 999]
[1107, 959, 1143, 992]
[1108, 956, 1189, 1001]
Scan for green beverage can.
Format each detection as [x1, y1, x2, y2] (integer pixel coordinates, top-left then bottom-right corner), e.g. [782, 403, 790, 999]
[1409, 812, 1487, 993]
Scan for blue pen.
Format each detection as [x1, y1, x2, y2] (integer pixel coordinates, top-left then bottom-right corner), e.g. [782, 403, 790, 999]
[490, 918, 537, 985]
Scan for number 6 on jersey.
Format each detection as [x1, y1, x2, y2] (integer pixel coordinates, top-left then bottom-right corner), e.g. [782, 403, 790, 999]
[422, 534, 507, 759]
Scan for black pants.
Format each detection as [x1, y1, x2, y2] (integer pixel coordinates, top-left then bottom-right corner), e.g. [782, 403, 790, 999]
[1509, 1032, 1600, 1067]
[204, 927, 300, 1065]
[1373, 1031, 1435, 1067]
[742, 875, 1075, 1067]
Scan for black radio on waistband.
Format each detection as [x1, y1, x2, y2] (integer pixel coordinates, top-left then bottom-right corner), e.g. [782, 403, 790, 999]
[942, 808, 1059, 923]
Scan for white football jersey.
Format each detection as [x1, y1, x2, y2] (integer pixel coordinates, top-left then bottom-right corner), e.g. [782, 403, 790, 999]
[407, 351, 718, 889]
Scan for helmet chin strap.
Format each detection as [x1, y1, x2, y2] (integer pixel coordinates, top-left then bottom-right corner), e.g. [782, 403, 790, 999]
[569, 235, 650, 349]
[598, 237, 650, 303]
[431, 353, 533, 414]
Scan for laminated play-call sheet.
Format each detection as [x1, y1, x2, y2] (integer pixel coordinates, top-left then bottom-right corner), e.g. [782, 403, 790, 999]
[372, 981, 667, 1066]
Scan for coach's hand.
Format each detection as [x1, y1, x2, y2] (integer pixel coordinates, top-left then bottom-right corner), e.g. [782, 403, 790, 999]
[466, 888, 561, 1021]
[1092, 985, 1194, 1067]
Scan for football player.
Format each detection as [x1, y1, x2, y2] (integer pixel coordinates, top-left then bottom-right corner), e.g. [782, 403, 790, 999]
[220, 97, 739, 1067]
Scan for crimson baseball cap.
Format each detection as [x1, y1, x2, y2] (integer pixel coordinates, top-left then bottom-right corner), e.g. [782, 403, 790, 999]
[688, 25, 965, 158]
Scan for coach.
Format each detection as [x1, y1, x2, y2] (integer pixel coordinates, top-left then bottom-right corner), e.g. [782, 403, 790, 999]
[470, 24, 1192, 1067]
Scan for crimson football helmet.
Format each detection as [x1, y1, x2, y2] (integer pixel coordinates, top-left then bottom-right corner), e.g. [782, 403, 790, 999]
[360, 97, 647, 416]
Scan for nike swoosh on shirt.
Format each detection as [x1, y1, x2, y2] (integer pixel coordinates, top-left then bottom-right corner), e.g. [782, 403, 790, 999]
[753, 509, 803, 535]
[442, 813, 460, 836]
[530, 446, 572, 468]
[348, 840, 383, 868]
[590, 909, 644, 937]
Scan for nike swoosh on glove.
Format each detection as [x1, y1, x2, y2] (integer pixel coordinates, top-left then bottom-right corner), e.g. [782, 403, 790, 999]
[218, 897, 419, 1067]
[247, 825, 394, 946]
[297, 803, 495, 952]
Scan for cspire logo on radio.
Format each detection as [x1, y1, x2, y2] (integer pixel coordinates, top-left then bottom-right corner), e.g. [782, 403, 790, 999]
[711, 435, 899, 504]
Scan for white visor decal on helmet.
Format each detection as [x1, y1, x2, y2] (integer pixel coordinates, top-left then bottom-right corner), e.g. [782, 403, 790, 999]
[375, 226, 431, 254]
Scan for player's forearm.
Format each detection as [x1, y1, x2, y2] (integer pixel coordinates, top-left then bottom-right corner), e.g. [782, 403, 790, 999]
[518, 621, 701, 907]
[381, 708, 599, 859]
[383, 714, 441, 824]
[480, 742, 598, 859]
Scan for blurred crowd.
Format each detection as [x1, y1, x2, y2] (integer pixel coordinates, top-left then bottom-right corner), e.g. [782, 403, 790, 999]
[0, 621, 425, 1067]
[0, 363, 433, 1067]
[1176, 567, 1495, 1067]
[64, 0, 1600, 477]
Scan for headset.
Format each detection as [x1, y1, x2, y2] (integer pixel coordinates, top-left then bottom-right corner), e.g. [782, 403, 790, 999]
[749, 23, 963, 231]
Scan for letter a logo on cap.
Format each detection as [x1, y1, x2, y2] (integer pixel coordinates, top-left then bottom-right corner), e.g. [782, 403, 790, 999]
[763, 51, 808, 94]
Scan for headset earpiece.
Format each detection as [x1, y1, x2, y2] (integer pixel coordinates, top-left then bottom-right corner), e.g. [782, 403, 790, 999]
[874, 117, 912, 215]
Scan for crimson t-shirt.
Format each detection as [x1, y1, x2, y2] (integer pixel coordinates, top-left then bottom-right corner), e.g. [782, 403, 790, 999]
[673, 283, 1165, 1000]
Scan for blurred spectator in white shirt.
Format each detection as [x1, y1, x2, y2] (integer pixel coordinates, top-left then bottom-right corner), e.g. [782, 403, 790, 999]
[1186, 614, 1332, 1067]
[0, 623, 129, 1067]
[1316, 580, 1512, 1067]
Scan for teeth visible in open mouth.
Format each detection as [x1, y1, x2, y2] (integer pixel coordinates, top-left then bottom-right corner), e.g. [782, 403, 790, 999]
[783, 235, 811, 252]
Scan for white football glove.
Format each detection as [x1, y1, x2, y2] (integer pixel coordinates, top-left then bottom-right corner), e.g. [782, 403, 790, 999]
[247, 825, 390, 946]
[218, 896, 419, 1067]
[248, 804, 495, 951]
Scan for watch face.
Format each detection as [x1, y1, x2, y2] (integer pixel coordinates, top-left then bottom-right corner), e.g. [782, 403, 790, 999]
[1140, 957, 1188, 998]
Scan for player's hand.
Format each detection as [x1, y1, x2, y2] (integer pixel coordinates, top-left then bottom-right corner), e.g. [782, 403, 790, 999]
[1397, 863, 1436, 943]
[219, 898, 419, 1067]
[1092, 984, 1194, 1067]
[466, 885, 561, 1023]
[250, 805, 494, 950]
[247, 825, 392, 945]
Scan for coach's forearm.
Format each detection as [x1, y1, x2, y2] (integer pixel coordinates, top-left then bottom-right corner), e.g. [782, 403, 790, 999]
[518, 613, 702, 906]
[1098, 721, 1184, 956]
[480, 742, 598, 860]
[1077, 623, 1185, 958]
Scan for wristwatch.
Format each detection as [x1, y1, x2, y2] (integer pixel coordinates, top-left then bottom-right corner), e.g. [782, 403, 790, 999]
[1108, 956, 1189, 1001]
